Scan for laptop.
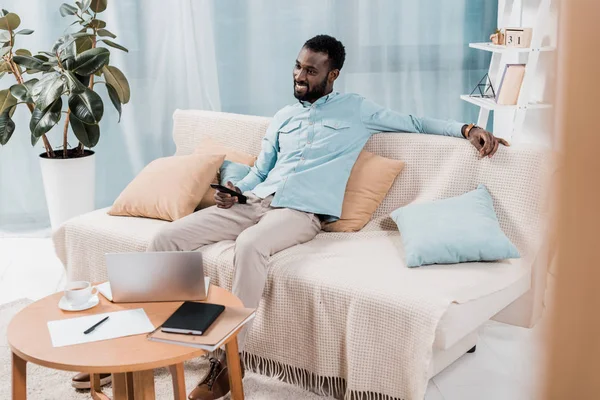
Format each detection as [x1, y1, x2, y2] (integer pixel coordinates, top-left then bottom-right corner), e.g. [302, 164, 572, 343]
[104, 251, 208, 303]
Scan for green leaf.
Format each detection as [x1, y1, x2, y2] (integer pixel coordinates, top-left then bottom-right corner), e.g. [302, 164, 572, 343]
[70, 47, 110, 75]
[88, 19, 106, 29]
[70, 114, 99, 147]
[13, 55, 49, 71]
[9, 78, 38, 102]
[105, 83, 121, 122]
[0, 31, 10, 42]
[89, 0, 107, 13]
[0, 89, 17, 113]
[64, 71, 87, 94]
[68, 87, 103, 124]
[0, 105, 16, 145]
[15, 49, 31, 57]
[75, 36, 94, 53]
[0, 13, 20, 31]
[99, 39, 128, 53]
[31, 73, 65, 110]
[1, 10, 8, 16]
[33, 54, 49, 62]
[15, 29, 33, 35]
[0, 45, 11, 56]
[59, 3, 79, 17]
[0, 61, 11, 73]
[77, 0, 92, 12]
[102, 65, 130, 104]
[30, 97, 62, 138]
[96, 28, 116, 38]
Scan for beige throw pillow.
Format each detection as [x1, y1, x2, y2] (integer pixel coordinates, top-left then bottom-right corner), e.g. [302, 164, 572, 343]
[194, 137, 257, 208]
[108, 153, 226, 221]
[323, 151, 405, 232]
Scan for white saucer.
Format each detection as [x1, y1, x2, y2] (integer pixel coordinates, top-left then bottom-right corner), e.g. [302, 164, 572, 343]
[58, 295, 100, 312]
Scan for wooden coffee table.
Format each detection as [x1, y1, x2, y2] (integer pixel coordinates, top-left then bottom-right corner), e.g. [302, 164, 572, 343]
[8, 285, 246, 400]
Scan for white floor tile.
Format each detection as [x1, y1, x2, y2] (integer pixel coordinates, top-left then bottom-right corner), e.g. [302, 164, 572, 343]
[440, 383, 531, 400]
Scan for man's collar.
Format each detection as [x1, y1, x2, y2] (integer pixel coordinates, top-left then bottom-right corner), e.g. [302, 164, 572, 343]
[299, 91, 339, 108]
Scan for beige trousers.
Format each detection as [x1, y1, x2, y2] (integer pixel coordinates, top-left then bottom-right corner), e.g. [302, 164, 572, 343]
[147, 193, 321, 350]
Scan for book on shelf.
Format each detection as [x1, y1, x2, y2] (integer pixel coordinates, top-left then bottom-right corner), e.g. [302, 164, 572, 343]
[496, 64, 526, 105]
[148, 306, 256, 352]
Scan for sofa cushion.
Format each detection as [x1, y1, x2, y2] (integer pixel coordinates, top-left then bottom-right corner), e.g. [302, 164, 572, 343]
[108, 153, 225, 221]
[391, 184, 520, 267]
[194, 136, 257, 209]
[322, 151, 405, 232]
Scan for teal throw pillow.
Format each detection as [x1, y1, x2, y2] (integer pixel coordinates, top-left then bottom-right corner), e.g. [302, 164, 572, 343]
[220, 160, 251, 186]
[390, 184, 520, 267]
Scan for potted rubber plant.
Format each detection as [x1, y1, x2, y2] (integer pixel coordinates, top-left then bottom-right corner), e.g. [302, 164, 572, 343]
[0, 0, 130, 229]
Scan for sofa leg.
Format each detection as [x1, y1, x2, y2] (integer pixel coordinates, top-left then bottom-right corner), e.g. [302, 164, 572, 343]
[467, 345, 476, 354]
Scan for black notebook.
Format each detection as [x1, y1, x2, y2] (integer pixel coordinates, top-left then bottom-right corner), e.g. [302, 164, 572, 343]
[161, 302, 226, 336]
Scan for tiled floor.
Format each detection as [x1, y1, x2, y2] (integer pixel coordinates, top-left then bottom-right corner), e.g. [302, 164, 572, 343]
[0, 236, 545, 400]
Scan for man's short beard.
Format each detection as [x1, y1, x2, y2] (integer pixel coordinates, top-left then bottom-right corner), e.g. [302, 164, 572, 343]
[294, 75, 329, 103]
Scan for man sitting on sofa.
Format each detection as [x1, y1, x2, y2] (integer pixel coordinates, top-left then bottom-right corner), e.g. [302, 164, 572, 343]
[72, 34, 507, 399]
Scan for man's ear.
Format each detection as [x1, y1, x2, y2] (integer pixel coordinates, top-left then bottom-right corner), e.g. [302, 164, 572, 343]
[328, 69, 340, 83]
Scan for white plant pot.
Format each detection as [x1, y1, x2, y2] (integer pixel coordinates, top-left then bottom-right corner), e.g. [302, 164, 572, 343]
[39, 151, 96, 230]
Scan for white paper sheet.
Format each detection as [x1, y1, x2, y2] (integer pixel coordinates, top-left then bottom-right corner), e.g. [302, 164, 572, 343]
[47, 308, 155, 347]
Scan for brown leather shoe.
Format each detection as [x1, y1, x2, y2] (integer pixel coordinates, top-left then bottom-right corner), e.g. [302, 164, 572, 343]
[188, 353, 245, 400]
[71, 372, 112, 390]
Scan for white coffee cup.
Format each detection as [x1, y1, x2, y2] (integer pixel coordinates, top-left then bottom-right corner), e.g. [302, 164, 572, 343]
[64, 281, 98, 306]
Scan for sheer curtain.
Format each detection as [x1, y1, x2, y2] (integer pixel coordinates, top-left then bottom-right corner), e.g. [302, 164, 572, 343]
[0, 0, 496, 232]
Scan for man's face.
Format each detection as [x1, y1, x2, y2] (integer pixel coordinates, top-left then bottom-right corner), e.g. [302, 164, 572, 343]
[293, 47, 335, 103]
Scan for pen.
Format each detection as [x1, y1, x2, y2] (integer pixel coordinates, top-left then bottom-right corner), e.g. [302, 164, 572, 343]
[83, 316, 109, 334]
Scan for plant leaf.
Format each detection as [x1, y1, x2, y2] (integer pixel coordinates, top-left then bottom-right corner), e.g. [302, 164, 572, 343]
[9, 78, 38, 102]
[33, 54, 49, 62]
[15, 49, 31, 57]
[75, 35, 94, 53]
[77, 0, 92, 12]
[0, 105, 16, 145]
[87, 19, 106, 29]
[89, 0, 107, 13]
[69, 114, 99, 147]
[59, 3, 79, 17]
[105, 83, 121, 122]
[1, 10, 8, 17]
[13, 55, 49, 71]
[68, 87, 103, 124]
[102, 65, 130, 104]
[70, 47, 110, 75]
[31, 73, 65, 110]
[15, 29, 33, 35]
[64, 70, 87, 94]
[99, 39, 128, 53]
[0, 31, 10, 42]
[0, 45, 11, 56]
[0, 13, 20, 31]
[0, 61, 11, 73]
[0, 89, 17, 113]
[30, 97, 62, 138]
[96, 28, 116, 38]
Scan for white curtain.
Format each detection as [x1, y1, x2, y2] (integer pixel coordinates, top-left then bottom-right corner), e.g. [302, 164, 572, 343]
[0, 0, 496, 232]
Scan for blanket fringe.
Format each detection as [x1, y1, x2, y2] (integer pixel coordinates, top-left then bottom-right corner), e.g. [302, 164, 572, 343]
[243, 352, 404, 400]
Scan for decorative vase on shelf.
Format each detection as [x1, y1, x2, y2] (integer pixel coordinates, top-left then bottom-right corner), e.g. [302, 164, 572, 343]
[490, 29, 505, 45]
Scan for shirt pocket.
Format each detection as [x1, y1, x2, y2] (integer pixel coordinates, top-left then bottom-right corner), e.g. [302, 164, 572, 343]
[277, 121, 302, 153]
[321, 119, 351, 152]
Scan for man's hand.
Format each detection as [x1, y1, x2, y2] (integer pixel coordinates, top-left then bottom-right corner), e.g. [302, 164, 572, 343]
[466, 127, 510, 158]
[214, 181, 242, 209]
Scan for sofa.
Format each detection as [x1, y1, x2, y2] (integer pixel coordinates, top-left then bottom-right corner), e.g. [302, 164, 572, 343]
[53, 110, 552, 400]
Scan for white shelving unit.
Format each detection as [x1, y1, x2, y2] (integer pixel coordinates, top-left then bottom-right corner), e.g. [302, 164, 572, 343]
[462, 0, 555, 141]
